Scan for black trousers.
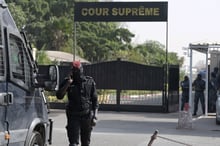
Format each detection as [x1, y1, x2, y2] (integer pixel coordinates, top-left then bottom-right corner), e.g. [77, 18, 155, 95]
[181, 96, 189, 111]
[66, 110, 93, 146]
[193, 91, 205, 114]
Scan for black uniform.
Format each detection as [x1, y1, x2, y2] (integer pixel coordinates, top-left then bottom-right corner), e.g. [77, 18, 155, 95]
[208, 72, 218, 112]
[56, 61, 98, 146]
[192, 74, 205, 116]
[180, 76, 189, 111]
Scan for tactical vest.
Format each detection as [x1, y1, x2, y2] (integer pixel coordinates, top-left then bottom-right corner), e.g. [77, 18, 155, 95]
[194, 79, 205, 92]
[67, 76, 95, 112]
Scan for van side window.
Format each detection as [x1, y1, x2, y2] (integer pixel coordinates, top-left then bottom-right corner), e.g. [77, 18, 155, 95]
[23, 44, 32, 87]
[9, 35, 25, 83]
[9, 34, 32, 88]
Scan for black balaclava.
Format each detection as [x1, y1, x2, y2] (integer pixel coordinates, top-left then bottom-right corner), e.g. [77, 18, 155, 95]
[197, 74, 202, 80]
[184, 76, 189, 81]
[71, 61, 84, 84]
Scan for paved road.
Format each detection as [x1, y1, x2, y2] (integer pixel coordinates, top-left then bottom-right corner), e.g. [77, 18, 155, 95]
[49, 109, 220, 146]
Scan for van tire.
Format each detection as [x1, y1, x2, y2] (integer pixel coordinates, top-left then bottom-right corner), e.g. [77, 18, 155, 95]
[29, 131, 44, 146]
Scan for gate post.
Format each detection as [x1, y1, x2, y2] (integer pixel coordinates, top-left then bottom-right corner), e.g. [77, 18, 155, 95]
[116, 89, 121, 111]
[163, 64, 169, 112]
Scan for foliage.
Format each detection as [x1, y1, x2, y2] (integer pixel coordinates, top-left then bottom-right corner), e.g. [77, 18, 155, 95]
[47, 95, 68, 103]
[77, 22, 134, 62]
[8, 2, 27, 30]
[133, 40, 183, 66]
[36, 49, 51, 65]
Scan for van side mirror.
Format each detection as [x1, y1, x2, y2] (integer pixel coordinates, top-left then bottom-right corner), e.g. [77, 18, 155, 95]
[36, 65, 59, 91]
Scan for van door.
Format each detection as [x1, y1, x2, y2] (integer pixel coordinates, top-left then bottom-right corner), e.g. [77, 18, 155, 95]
[0, 43, 7, 145]
[0, 25, 7, 145]
[3, 22, 35, 145]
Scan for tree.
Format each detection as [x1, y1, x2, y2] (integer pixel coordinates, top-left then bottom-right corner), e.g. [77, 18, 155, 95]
[36, 49, 51, 65]
[133, 40, 182, 66]
[8, 0, 74, 52]
[168, 52, 184, 66]
[76, 22, 135, 62]
[8, 3, 27, 30]
[133, 40, 165, 65]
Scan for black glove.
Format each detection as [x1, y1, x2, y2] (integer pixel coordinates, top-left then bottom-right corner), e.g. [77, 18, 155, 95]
[91, 117, 97, 127]
[91, 109, 98, 127]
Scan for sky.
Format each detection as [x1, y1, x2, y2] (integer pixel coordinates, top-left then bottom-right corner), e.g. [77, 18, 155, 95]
[111, 0, 220, 66]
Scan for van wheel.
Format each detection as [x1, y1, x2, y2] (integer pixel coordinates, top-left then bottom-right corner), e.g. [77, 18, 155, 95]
[29, 131, 44, 146]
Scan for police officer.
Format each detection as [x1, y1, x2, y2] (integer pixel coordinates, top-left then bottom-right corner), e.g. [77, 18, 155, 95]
[180, 76, 189, 111]
[56, 61, 99, 146]
[192, 73, 205, 116]
[208, 72, 218, 112]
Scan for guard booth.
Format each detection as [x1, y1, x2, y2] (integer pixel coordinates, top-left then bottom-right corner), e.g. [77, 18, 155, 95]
[188, 43, 220, 115]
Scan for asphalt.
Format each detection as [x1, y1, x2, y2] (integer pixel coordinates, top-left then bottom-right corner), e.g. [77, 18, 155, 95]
[50, 109, 220, 146]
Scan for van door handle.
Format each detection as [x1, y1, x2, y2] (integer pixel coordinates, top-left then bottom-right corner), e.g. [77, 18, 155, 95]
[0, 92, 13, 105]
